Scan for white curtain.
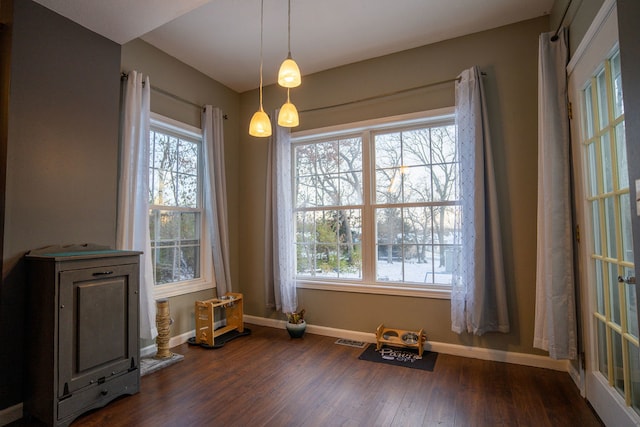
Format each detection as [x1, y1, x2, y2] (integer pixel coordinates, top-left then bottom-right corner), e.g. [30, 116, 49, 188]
[265, 114, 297, 313]
[534, 28, 577, 360]
[202, 105, 232, 295]
[452, 66, 510, 335]
[117, 70, 157, 340]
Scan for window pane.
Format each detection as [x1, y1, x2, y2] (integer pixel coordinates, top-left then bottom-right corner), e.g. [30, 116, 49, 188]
[584, 84, 595, 139]
[403, 246, 430, 283]
[403, 128, 429, 167]
[612, 330, 624, 396]
[340, 171, 362, 205]
[432, 125, 457, 163]
[296, 175, 317, 208]
[376, 168, 401, 204]
[587, 142, 598, 197]
[597, 319, 608, 378]
[316, 141, 339, 174]
[178, 140, 198, 176]
[404, 206, 432, 244]
[177, 173, 198, 208]
[179, 245, 199, 281]
[611, 51, 624, 119]
[295, 209, 362, 279]
[432, 162, 458, 201]
[629, 343, 640, 416]
[433, 206, 459, 244]
[592, 200, 602, 255]
[375, 133, 401, 169]
[154, 246, 176, 284]
[595, 259, 605, 315]
[403, 165, 431, 203]
[597, 69, 609, 131]
[616, 122, 628, 190]
[621, 193, 633, 263]
[601, 132, 613, 194]
[626, 265, 638, 338]
[609, 262, 621, 326]
[150, 169, 176, 206]
[377, 245, 402, 281]
[317, 174, 339, 206]
[339, 137, 362, 172]
[376, 208, 402, 246]
[604, 196, 617, 259]
[152, 132, 177, 171]
[159, 211, 180, 240]
[181, 212, 198, 239]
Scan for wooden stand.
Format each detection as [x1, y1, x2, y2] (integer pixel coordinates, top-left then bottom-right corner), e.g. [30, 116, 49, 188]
[193, 292, 244, 347]
[375, 324, 426, 358]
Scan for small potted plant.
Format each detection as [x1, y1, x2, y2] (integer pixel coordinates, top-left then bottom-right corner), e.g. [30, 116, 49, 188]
[285, 309, 306, 338]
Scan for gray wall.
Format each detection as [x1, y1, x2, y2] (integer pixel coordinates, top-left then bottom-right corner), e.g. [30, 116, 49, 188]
[550, 0, 605, 55]
[0, 0, 121, 410]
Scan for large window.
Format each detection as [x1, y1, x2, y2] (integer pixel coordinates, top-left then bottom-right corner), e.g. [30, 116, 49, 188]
[293, 109, 459, 297]
[149, 114, 212, 297]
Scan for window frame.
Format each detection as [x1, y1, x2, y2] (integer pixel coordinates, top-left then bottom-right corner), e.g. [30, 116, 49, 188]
[291, 107, 455, 299]
[149, 112, 213, 299]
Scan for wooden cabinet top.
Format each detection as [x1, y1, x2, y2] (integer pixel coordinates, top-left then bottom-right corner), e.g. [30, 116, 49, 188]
[26, 244, 141, 262]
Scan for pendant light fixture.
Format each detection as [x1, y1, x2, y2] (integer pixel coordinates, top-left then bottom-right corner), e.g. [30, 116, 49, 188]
[278, 88, 299, 127]
[278, 0, 301, 88]
[249, 0, 272, 137]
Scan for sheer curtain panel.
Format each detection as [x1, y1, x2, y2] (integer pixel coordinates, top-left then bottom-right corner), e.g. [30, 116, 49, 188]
[265, 114, 297, 313]
[534, 29, 577, 359]
[202, 105, 232, 295]
[117, 70, 157, 340]
[452, 66, 510, 335]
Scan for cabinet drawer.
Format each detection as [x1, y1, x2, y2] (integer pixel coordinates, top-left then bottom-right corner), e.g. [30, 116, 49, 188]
[57, 370, 139, 422]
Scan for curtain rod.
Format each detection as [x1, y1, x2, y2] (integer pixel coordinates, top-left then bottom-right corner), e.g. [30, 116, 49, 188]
[551, 0, 573, 42]
[300, 73, 485, 114]
[120, 73, 228, 119]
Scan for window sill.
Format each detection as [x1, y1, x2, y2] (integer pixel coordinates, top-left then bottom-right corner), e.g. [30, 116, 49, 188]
[153, 278, 214, 299]
[296, 279, 451, 299]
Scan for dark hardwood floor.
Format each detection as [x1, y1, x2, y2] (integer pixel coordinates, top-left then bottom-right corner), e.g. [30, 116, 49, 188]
[21, 324, 604, 426]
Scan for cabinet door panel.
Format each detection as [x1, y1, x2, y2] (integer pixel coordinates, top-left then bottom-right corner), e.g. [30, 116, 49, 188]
[59, 263, 138, 396]
[77, 279, 127, 371]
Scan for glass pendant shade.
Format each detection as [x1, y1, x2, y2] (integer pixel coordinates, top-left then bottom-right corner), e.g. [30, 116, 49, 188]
[278, 55, 301, 88]
[249, 108, 272, 137]
[278, 92, 299, 127]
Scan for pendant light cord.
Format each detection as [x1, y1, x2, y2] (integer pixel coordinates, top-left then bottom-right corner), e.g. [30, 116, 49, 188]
[259, 0, 265, 109]
[287, 0, 292, 56]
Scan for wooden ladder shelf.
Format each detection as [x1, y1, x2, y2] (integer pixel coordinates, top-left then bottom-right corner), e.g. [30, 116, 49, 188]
[193, 292, 244, 347]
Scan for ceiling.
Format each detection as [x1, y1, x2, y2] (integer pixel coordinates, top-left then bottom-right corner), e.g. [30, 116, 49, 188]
[33, 0, 555, 93]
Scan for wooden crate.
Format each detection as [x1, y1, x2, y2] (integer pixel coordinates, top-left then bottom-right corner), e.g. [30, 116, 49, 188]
[193, 292, 244, 347]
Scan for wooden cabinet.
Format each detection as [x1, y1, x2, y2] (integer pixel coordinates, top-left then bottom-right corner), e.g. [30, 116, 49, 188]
[24, 247, 141, 427]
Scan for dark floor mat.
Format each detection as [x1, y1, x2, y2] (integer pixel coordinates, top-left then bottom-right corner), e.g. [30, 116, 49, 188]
[187, 328, 251, 349]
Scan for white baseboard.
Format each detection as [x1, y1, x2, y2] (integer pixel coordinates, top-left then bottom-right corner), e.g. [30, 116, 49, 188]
[568, 360, 586, 397]
[244, 315, 570, 372]
[0, 403, 22, 427]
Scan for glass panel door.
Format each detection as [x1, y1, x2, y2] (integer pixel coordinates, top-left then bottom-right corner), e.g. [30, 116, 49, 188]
[567, 4, 640, 425]
[581, 48, 638, 412]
